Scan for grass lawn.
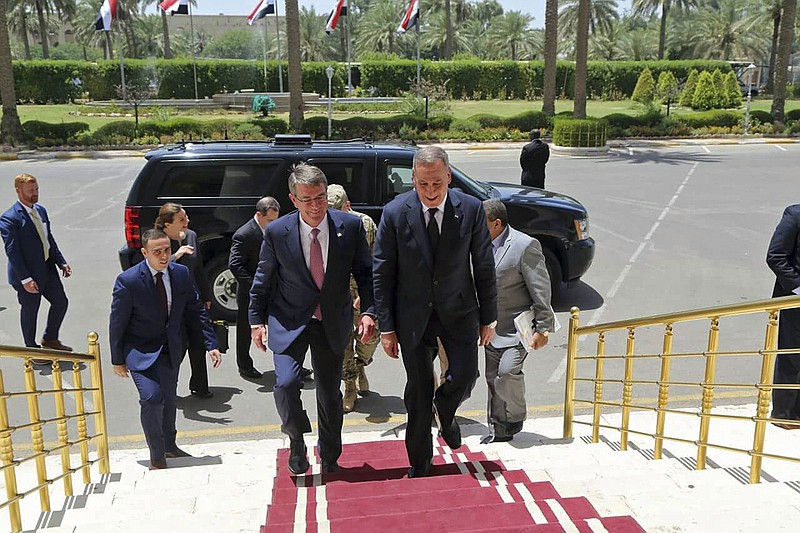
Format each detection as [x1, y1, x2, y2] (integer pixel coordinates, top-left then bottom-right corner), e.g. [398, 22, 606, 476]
[16, 98, 800, 132]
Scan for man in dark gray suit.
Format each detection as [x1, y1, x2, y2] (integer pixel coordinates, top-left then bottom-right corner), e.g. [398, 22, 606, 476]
[374, 146, 497, 478]
[482, 199, 554, 443]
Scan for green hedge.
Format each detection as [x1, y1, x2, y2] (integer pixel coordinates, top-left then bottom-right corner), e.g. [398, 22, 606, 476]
[23, 120, 89, 143]
[552, 118, 609, 147]
[674, 110, 741, 128]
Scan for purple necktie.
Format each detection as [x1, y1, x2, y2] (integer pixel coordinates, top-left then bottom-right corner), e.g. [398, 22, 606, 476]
[310, 228, 324, 320]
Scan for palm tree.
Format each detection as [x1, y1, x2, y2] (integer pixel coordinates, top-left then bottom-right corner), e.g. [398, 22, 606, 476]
[771, 0, 797, 126]
[619, 27, 658, 60]
[134, 13, 163, 57]
[444, 0, 453, 59]
[70, 0, 114, 59]
[752, 0, 784, 93]
[420, 9, 472, 58]
[299, 6, 336, 61]
[589, 19, 624, 60]
[542, 0, 558, 116]
[632, 0, 697, 59]
[685, 0, 767, 62]
[489, 10, 535, 61]
[354, 0, 403, 57]
[0, 0, 25, 145]
[285, 0, 303, 131]
[559, 0, 619, 41]
[573, 0, 590, 119]
[8, 1, 34, 60]
[29, 0, 77, 58]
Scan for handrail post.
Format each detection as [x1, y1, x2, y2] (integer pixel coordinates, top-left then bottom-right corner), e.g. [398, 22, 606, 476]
[620, 327, 636, 451]
[563, 307, 581, 439]
[73, 361, 91, 484]
[87, 332, 111, 474]
[51, 361, 73, 496]
[751, 310, 779, 483]
[591, 333, 605, 443]
[654, 324, 673, 460]
[0, 371, 22, 533]
[697, 317, 720, 470]
[23, 359, 50, 511]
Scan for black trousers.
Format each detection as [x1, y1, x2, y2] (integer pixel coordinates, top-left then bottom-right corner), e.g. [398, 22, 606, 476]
[272, 320, 344, 464]
[182, 319, 209, 393]
[236, 286, 256, 371]
[772, 306, 800, 420]
[400, 313, 479, 469]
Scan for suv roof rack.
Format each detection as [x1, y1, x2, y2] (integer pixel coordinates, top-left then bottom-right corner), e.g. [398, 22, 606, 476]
[273, 134, 313, 146]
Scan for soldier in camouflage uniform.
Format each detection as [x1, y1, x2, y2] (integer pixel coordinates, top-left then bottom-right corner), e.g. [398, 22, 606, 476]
[327, 185, 380, 413]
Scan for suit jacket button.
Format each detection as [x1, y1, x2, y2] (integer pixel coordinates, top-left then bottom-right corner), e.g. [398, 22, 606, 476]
[433, 280, 439, 285]
[428, 302, 433, 308]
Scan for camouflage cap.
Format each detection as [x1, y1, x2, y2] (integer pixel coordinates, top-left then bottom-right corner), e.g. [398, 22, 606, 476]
[327, 184, 348, 209]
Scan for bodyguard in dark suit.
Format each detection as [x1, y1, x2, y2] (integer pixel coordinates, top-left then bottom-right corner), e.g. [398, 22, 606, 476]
[373, 146, 497, 477]
[229, 197, 280, 379]
[110, 229, 222, 469]
[0, 173, 72, 352]
[766, 205, 800, 428]
[520, 129, 550, 189]
[249, 164, 376, 475]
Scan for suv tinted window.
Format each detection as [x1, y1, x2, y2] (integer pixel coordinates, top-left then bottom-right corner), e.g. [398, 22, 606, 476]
[159, 163, 280, 198]
[309, 160, 370, 205]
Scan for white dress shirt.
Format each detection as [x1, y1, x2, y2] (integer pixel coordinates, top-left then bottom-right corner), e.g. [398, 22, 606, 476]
[298, 215, 329, 274]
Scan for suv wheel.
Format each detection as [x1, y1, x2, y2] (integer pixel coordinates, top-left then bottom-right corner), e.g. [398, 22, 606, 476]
[206, 255, 238, 323]
[543, 247, 563, 298]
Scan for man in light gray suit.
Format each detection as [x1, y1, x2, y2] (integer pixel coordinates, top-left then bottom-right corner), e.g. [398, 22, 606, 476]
[482, 199, 555, 443]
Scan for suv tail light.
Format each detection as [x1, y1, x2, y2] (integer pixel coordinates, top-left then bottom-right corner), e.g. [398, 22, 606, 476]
[124, 206, 142, 249]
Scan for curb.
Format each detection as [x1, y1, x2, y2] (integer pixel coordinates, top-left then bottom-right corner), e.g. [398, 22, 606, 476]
[550, 144, 610, 157]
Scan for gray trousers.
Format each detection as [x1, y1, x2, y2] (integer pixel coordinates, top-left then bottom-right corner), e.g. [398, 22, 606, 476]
[485, 343, 528, 436]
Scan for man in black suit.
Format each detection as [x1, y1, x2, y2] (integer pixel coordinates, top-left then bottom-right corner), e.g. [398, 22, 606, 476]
[374, 146, 497, 478]
[229, 197, 280, 379]
[766, 205, 800, 429]
[520, 129, 550, 189]
[249, 164, 376, 475]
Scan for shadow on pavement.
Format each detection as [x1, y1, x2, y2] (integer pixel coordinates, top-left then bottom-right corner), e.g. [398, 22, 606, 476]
[603, 148, 722, 165]
[136, 455, 223, 469]
[176, 386, 240, 425]
[553, 280, 604, 312]
[350, 391, 406, 425]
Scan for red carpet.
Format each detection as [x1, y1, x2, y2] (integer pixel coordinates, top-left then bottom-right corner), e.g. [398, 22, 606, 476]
[261, 439, 646, 532]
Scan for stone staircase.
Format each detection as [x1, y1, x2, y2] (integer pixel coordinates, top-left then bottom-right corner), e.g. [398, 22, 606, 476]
[5, 408, 800, 532]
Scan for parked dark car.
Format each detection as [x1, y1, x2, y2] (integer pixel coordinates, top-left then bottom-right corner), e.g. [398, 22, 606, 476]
[119, 135, 595, 322]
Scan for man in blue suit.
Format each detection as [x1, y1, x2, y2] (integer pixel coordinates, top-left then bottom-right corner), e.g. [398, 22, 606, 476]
[0, 173, 72, 353]
[374, 146, 497, 478]
[110, 229, 221, 470]
[249, 163, 376, 475]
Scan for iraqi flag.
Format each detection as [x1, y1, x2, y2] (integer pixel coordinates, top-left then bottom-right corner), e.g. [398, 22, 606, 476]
[325, 0, 347, 34]
[247, 0, 275, 25]
[160, 0, 189, 15]
[397, 0, 419, 34]
[94, 0, 117, 31]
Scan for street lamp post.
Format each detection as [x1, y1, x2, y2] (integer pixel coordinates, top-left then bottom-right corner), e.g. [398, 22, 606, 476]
[325, 66, 335, 140]
[744, 63, 756, 135]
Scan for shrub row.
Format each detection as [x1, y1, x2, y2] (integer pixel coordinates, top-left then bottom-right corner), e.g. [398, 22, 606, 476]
[4, 59, 733, 104]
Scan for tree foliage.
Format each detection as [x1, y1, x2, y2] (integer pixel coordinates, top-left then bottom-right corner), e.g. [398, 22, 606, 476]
[632, 67, 656, 104]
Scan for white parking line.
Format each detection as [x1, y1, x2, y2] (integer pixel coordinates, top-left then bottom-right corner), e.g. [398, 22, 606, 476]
[547, 162, 699, 383]
[775, 144, 788, 151]
[702, 145, 711, 153]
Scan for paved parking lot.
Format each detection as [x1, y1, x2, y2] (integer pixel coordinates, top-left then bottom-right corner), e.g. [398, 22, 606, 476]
[0, 141, 797, 445]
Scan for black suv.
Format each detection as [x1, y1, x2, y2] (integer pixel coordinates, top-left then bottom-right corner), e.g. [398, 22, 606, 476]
[120, 135, 595, 322]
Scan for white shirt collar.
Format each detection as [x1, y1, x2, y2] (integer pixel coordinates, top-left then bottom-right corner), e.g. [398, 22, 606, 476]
[146, 262, 168, 277]
[422, 193, 448, 214]
[298, 213, 329, 238]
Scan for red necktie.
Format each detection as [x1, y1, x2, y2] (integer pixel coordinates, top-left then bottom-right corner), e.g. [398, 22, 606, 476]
[310, 228, 324, 320]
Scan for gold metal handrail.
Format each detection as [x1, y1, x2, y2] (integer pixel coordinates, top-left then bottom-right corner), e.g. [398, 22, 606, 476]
[563, 294, 800, 484]
[0, 333, 110, 533]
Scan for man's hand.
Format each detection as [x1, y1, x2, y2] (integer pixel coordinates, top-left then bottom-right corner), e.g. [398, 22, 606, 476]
[251, 326, 268, 351]
[23, 280, 39, 293]
[479, 324, 495, 346]
[530, 332, 549, 351]
[204, 301, 212, 310]
[208, 349, 222, 368]
[113, 364, 129, 378]
[353, 296, 361, 311]
[381, 332, 400, 359]
[60, 264, 72, 278]
[357, 314, 376, 343]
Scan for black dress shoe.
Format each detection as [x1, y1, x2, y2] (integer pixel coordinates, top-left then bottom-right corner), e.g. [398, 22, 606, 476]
[165, 447, 192, 458]
[190, 389, 214, 399]
[407, 461, 432, 478]
[439, 418, 462, 449]
[149, 459, 167, 470]
[288, 439, 310, 475]
[321, 461, 340, 474]
[239, 367, 262, 379]
[482, 434, 513, 444]
[301, 367, 313, 380]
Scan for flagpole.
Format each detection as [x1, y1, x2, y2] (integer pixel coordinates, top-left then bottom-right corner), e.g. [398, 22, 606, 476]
[264, 18, 277, 93]
[275, 1, 284, 93]
[345, 0, 352, 96]
[189, 0, 199, 100]
[115, 3, 127, 100]
[415, 17, 420, 89]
